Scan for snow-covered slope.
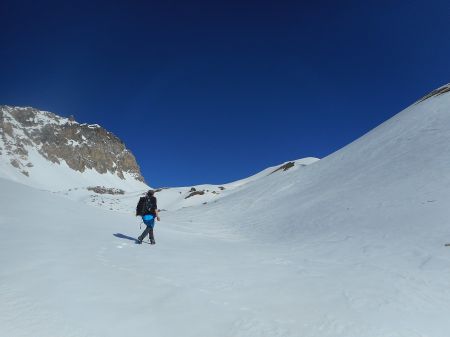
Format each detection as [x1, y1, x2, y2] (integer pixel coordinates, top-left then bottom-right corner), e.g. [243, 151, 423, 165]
[150, 157, 319, 211]
[59, 157, 319, 213]
[196, 83, 450, 240]
[2, 84, 450, 337]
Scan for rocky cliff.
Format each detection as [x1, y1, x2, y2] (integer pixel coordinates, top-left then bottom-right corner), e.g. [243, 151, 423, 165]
[0, 105, 145, 184]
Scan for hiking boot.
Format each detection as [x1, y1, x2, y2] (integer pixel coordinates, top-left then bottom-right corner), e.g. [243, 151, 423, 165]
[150, 240, 156, 245]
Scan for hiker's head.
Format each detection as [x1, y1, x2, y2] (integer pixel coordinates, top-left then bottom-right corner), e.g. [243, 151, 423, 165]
[147, 190, 155, 196]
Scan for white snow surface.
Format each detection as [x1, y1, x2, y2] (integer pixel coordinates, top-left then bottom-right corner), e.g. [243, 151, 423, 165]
[50, 157, 318, 213]
[2, 87, 450, 336]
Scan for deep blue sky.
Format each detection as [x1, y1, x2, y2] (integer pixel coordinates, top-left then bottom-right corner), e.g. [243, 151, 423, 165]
[1, 0, 449, 186]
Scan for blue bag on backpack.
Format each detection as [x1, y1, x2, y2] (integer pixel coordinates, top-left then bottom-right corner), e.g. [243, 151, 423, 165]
[142, 214, 155, 228]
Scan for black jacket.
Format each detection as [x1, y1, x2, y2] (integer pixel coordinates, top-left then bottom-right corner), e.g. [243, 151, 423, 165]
[145, 196, 158, 216]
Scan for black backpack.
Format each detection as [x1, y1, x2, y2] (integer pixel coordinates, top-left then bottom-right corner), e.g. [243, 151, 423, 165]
[136, 196, 154, 216]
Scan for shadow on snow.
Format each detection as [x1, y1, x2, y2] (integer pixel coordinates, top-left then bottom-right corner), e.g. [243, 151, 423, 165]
[113, 233, 140, 243]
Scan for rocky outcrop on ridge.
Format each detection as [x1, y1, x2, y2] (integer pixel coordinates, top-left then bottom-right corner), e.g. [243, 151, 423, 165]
[416, 83, 450, 104]
[0, 105, 145, 182]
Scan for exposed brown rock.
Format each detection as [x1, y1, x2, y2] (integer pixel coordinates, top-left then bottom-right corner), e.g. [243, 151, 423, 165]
[10, 159, 20, 168]
[0, 105, 146, 182]
[87, 186, 125, 195]
[2, 122, 14, 137]
[154, 188, 170, 193]
[270, 161, 295, 174]
[416, 84, 450, 104]
[185, 190, 205, 199]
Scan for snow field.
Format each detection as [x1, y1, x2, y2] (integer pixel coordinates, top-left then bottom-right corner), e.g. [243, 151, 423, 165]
[2, 87, 450, 336]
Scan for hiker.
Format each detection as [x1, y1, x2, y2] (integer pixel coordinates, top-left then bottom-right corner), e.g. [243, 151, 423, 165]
[136, 190, 160, 244]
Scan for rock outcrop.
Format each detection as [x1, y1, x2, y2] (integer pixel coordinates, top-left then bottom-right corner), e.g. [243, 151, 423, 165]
[0, 105, 145, 182]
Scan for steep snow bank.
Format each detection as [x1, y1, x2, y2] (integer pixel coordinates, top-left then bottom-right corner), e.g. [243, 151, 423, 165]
[195, 85, 450, 242]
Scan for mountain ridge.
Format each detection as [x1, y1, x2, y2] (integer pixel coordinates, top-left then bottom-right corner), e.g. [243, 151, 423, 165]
[0, 105, 147, 192]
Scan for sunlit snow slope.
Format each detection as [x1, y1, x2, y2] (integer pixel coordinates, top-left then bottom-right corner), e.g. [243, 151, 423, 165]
[1, 84, 450, 337]
[197, 84, 450, 241]
[57, 157, 318, 213]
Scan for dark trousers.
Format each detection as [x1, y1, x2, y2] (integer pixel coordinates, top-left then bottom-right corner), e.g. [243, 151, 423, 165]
[138, 226, 155, 243]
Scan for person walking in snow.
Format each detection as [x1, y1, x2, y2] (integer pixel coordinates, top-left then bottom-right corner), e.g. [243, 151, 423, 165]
[136, 190, 160, 245]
